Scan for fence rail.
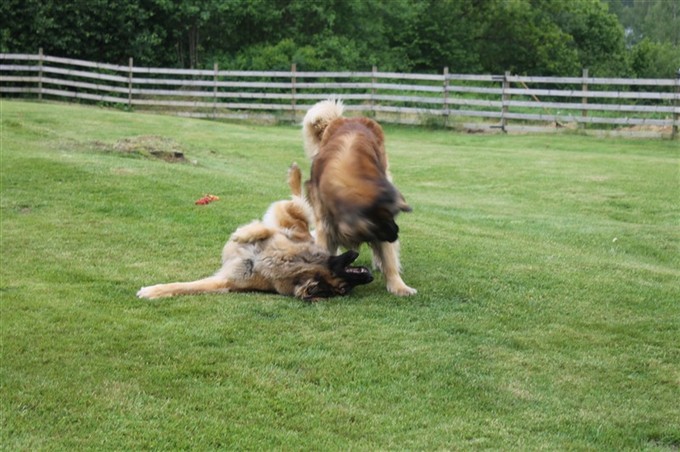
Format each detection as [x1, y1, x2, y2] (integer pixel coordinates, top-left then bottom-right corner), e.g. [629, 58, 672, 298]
[2, 51, 678, 137]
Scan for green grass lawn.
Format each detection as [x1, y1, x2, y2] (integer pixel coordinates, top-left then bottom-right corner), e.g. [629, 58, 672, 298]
[1, 99, 678, 450]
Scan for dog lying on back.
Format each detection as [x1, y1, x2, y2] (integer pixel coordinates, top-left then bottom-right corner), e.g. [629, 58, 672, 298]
[302, 99, 416, 296]
[137, 163, 373, 301]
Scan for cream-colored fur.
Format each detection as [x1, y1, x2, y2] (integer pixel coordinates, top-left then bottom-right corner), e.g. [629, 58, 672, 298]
[302, 98, 345, 159]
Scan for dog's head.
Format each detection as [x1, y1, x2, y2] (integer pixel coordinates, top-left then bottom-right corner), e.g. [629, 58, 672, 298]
[357, 182, 412, 243]
[295, 250, 373, 301]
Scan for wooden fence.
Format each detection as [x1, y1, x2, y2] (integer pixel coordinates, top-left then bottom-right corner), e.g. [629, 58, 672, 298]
[1, 51, 679, 137]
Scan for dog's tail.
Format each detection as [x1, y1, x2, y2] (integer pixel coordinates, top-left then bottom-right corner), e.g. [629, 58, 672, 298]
[288, 162, 303, 197]
[302, 98, 344, 159]
[285, 162, 315, 240]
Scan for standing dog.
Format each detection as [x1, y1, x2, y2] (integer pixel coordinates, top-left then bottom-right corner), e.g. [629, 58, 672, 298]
[137, 164, 373, 301]
[302, 99, 416, 296]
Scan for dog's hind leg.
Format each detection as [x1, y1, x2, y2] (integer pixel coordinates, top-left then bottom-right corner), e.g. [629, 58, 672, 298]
[370, 240, 417, 296]
[230, 221, 273, 244]
[137, 276, 233, 299]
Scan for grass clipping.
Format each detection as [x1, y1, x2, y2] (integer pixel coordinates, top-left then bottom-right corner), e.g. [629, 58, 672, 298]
[112, 135, 188, 163]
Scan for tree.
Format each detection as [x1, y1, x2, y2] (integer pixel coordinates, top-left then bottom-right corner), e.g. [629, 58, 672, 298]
[603, 0, 680, 77]
[477, 0, 581, 75]
[555, 0, 629, 75]
[394, 0, 487, 73]
[644, 0, 680, 46]
[0, 0, 163, 65]
[630, 38, 680, 78]
[1, 0, 656, 77]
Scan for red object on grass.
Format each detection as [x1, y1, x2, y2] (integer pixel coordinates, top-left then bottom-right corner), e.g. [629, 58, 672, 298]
[195, 194, 220, 205]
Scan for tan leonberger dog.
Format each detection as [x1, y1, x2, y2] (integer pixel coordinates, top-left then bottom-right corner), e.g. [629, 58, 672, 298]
[302, 99, 416, 296]
[137, 163, 373, 301]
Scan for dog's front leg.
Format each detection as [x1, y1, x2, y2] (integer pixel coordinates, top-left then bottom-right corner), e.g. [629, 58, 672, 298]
[371, 241, 417, 296]
[315, 222, 340, 255]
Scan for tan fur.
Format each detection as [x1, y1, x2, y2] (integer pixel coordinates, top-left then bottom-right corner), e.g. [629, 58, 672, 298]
[302, 99, 417, 296]
[137, 163, 372, 301]
[261, 165, 313, 243]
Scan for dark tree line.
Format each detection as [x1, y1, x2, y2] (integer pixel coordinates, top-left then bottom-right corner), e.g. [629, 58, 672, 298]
[1, 0, 677, 77]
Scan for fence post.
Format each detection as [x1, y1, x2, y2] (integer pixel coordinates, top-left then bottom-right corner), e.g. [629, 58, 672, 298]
[673, 68, 679, 140]
[581, 68, 589, 129]
[38, 48, 43, 101]
[213, 61, 219, 119]
[501, 70, 510, 132]
[442, 67, 449, 127]
[127, 57, 133, 110]
[371, 65, 377, 117]
[291, 63, 297, 123]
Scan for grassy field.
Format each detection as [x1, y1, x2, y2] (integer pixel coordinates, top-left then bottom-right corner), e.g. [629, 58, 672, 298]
[1, 99, 678, 450]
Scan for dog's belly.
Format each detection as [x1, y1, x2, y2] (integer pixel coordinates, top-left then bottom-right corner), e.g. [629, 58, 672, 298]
[219, 244, 276, 292]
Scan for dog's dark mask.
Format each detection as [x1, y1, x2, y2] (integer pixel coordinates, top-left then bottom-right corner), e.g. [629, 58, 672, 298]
[300, 250, 373, 301]
[329, 250, 374, 288]
[362, 183, 412, 243]
[298, 251, 373, 301]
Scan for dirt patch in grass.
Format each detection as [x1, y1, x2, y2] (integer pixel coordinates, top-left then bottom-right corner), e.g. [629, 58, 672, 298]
[106, 135, 189, 163]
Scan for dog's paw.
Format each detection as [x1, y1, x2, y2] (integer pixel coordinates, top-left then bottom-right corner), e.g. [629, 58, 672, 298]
[137, 285, 162, 299]
[387, 282, 417, 296]
[231, 222, 272, 244]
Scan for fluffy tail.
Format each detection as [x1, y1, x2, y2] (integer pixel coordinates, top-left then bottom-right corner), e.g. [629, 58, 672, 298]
[302, 98, 344, 159]
[288, 162, 302, 196]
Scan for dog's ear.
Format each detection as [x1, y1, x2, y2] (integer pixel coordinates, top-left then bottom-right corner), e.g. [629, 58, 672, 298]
[327, 251, 373, 291]
[396, 191, 412, 212]
[375, 182, 412, 214]
[329, 250, 359, 274]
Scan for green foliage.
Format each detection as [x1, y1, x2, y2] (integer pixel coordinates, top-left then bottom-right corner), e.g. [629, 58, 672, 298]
[0, 0, 677, 76]
[606, 0, 680, 46]
[477, 0, 580, 75]
[643, 0, 680, 46]
[229, 39, 317, 71]
[605, 0, 680, 77]
[393, 0, 486, 73]
[630, 38, 680, 78]
[0, 0, 164, 65]
[558, 0, 630, 75]
[2, 100, 679, 449]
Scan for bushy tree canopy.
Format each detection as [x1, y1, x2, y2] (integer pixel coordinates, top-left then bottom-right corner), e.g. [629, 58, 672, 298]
[1, 0, 677, 76]
[604, 0, 680, 77]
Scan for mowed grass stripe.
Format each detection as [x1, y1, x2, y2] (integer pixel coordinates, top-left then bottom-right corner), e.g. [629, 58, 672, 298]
[1, 100, 678, 450]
